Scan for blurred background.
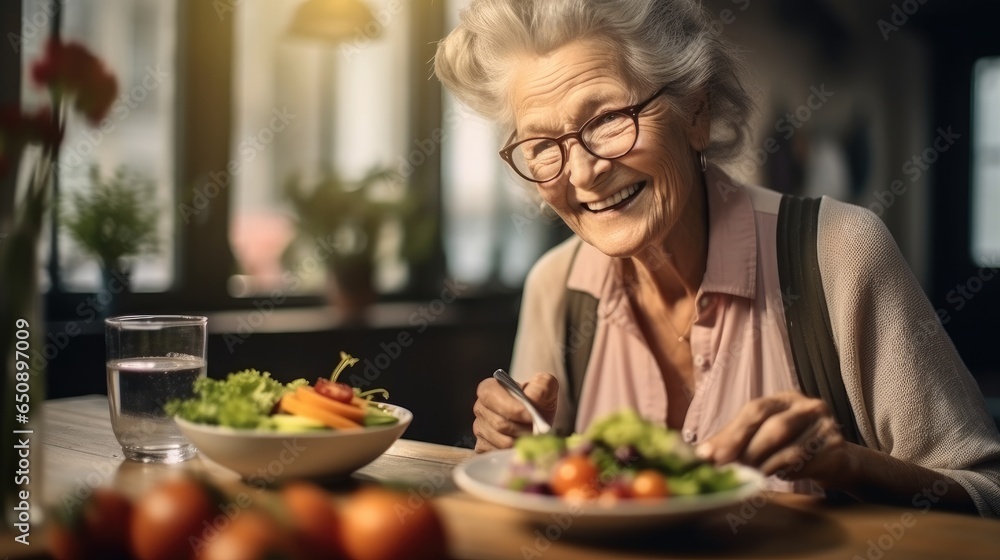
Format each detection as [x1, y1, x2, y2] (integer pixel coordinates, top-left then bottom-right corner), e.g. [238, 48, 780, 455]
[1, 0, 997, 446]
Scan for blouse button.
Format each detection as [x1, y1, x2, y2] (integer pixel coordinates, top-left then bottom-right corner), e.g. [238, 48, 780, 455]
[683, 429, 695, 442]
[693, 354, 707, 368]
[698, 295, 711, 309]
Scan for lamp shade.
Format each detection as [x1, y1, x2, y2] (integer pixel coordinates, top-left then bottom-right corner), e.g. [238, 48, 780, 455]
[287, 0, 376, 43]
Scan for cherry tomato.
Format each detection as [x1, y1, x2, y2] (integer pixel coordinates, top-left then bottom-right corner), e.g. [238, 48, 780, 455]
[597, 482, 631, 506]
[131, 478, 219, 560]
[197, 510, 292, 560]
[340, 487, 448, 560]
[280, 482, 347, 559]
[49, 488, 134, 560]
[549, 455, 600, 499]
[315, 378, 355, 403]
[630, 470, 669, 499]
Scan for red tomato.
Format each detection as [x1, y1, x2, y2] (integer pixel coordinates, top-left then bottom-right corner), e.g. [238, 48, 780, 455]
[197, 510, 292, 560]
[630, 470, 669, 499]
[549, 455, 600, 499]
[48, 522, 84, 560]
[280, 482, 347, 559]
[131, 479, 219, 560]
[49, 488, 134, 560]
[340, 487, 448, 560]
[597, 482, 631, 506]
[315, 378, 355, 403]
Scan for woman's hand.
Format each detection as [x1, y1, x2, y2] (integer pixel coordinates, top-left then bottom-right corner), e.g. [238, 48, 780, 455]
[695, 391, 860, 488]
[472, 372, 558, 453]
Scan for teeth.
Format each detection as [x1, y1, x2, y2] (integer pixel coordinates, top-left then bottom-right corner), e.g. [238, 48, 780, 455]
[586, 182, 641, 211]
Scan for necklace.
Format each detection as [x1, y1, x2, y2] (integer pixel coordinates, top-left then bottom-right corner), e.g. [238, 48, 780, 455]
[664, 307, 696, 344]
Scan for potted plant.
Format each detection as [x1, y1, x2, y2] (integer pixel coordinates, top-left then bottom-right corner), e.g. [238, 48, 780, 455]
[284, 167, 434, 314]
[62, 164, 159, 296]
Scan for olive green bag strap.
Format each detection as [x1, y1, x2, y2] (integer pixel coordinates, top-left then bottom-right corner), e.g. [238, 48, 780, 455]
[776, 195, 862, 445]
[565, 242, 598, 424]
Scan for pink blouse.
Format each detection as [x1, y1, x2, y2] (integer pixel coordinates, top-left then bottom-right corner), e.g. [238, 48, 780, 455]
[563, 169, 815, 492]
[511, 167, 1000, 509]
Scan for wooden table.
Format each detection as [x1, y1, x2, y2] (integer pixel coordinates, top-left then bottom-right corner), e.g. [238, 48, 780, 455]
[4, 396, 999, 559]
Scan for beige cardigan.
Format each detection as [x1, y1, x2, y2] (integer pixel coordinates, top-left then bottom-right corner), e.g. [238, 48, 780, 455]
[510, 185, 1000, 516]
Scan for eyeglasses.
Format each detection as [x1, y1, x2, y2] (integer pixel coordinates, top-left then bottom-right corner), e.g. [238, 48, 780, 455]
[499, 86, 668, 183]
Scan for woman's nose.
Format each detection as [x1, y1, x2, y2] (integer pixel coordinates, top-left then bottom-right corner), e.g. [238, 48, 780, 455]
[563, 140, 610, 189]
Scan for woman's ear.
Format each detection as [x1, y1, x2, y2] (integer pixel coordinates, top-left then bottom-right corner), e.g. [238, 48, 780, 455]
[687, 94, 710, 151]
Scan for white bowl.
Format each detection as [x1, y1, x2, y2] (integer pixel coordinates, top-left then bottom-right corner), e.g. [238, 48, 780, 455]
[175, 404, 412, 482]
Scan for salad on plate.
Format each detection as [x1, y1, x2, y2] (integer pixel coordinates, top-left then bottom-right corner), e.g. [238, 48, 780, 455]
[505, 409, 741, 502]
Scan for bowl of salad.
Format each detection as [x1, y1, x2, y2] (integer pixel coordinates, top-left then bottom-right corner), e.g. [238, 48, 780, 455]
[168, 353, 411, 482]
[453, 410, 765, 532]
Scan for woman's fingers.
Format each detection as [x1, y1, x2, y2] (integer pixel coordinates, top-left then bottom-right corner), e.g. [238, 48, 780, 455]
[471, 373, 559, 452]
[521, 372, 559, 423]
[697, 391, 849, 484]
[698, 392, 798, 464]
[472, 416, 517, 452]
[476, 377, 532, 424]
[740, 398, 833, 467]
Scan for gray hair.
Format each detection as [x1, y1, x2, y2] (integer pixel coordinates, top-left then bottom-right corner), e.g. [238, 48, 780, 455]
[434, 0, 757, 163]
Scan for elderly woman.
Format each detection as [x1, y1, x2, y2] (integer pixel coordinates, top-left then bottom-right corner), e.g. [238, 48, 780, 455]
[435, 0, 1000, 515]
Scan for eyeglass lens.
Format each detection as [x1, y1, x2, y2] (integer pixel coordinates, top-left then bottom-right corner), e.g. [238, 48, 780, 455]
[509, 112, 637, 181]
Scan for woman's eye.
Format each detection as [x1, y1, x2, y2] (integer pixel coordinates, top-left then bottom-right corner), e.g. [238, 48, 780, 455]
[599, 112, 624, 124]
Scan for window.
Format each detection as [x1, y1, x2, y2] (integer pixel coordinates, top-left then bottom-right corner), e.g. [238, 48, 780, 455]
[20, 0, 177, 292]
[441, 0, 565, 289]
[972, 57, 1000, 267]
[11, 0, 556, 312]
[228, 0, 413, 297]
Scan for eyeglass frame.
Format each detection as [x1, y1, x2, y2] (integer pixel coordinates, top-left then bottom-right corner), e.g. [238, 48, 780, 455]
[498, 85, 669, 183]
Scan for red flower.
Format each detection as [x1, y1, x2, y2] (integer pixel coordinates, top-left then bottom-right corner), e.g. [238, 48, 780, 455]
[2, 39, 116, 183]
[31, 39, 118, 124]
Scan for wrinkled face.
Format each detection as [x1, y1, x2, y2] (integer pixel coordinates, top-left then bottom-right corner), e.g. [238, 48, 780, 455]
[508, 39, 707, 258]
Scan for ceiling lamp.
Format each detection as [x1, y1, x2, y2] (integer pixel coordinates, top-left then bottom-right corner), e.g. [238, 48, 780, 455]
[287, 0, 376, 43]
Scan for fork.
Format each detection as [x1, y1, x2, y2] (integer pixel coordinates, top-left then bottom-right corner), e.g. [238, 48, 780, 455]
[492, 369, 553, 435]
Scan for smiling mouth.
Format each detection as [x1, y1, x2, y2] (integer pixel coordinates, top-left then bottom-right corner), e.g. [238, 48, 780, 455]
[583, 181, 646, 212]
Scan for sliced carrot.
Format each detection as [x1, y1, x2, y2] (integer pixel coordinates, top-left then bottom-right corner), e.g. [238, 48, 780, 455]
[351, 396, 369, 409]
[280, 393, 362, 430]
[296, 387, 366, 423]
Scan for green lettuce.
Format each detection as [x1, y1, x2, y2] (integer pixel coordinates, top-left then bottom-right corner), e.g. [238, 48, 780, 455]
[165, 369, 308, 429]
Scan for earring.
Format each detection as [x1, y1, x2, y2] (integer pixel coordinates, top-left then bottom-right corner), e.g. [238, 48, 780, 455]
[699, 151, 707, 172]
[539, 200, 549, 213]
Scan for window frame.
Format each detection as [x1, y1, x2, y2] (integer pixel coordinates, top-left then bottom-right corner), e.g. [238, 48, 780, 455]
[1, 0, 451, 321]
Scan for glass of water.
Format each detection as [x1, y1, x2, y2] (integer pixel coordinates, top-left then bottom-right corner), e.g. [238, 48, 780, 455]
[105, 315, 207, 463]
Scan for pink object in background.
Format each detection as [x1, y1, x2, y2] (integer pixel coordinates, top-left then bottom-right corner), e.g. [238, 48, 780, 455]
[229, 211, 296, 293]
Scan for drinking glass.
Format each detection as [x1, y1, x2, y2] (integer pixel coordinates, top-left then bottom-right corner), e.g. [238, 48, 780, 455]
[105, 315, 207, 463]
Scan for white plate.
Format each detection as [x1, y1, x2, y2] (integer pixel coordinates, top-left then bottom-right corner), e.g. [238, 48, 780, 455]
[175, 404, 411, 482]
[454, 449, 766, 533]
